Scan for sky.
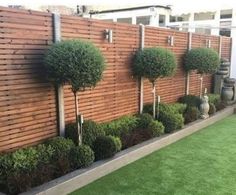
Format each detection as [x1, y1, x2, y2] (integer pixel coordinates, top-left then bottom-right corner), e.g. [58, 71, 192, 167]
[0, 0, 235, 14]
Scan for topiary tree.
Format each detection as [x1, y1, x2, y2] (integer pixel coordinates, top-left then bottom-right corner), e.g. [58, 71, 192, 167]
[44, 39, 105, 145]
[184, 48, 220, 97]
[133, 47, 176, 118]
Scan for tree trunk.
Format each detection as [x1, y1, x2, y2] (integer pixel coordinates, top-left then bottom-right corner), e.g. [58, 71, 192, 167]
[200, 75, 203, 98]
[73, 91, 81, 145]
[152, 82, 156, 119]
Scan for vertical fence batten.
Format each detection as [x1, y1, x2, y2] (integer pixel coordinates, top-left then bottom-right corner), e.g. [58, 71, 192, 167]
[53, 13, 65, 137]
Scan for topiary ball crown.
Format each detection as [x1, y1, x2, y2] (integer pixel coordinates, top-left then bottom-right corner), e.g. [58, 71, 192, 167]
[44, 39, 105, 92]
[132, 47, 176, 83]
[184, 48, 220, 74]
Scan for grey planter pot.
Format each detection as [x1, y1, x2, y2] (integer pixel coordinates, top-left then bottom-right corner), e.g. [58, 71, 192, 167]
[221, 86, 234, 101]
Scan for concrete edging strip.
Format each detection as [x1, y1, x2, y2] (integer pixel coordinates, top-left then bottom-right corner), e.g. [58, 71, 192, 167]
[17, 106, 235, 195]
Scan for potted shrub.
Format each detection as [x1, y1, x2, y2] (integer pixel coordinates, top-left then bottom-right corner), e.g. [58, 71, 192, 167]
[44, 39, 105, 144]
[184, 48, 220, 97]
[132, 47, 176, 118]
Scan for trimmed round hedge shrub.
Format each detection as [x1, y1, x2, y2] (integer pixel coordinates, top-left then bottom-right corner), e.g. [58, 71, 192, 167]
[101, 116, 138, 138]
[148, 120, 165, 137]
[208, 93, 221, 106]
[184, 48, 220, 74]
[158, 108, 184, 133]
[209, 103, 216, 115]
[93, 136, 117, 160]
[133, 47, 176, 83]
[45, 137, 75, 159]
[44, 39, 105, 92]
[169, 103, 187, 114]
[65, 123, 78, 144]
[184, 106, 200, 124]
[45, 137, 75, 175]
[179, 95, 201, 108]
[70, 145, 94, 169]
[83, 120, 105, 148]
[108, 136, 122, 152]
[137, 113, 154, 129]
[65, 120, 105, 147]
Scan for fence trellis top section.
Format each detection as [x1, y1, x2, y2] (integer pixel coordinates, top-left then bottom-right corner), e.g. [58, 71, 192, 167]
[0, 6, 232, 152]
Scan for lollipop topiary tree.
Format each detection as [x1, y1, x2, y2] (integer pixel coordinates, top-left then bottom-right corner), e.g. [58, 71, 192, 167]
[44, 39, 105, 145]
[184, 48, 220, 97]
[133, 47, 176, 119]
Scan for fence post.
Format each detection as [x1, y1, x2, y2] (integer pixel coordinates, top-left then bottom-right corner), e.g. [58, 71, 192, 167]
[139, 24, 145, 114]
[218, 36, 222, 58]
[185, 32, 192, 95]
[53, 13, 65, 137]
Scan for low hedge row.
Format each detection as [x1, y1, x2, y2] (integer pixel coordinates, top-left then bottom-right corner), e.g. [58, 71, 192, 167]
[0, 137, 94, 195]
[143, 103, 185, 133]
[1, 95, 226, 194]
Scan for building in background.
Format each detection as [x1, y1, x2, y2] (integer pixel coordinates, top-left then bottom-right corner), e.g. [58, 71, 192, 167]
[168, 9, 235, 78]
[90, 5, 171, 27]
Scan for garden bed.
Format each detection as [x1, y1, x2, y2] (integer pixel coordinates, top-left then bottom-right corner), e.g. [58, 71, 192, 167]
[19, 105, 235, 195]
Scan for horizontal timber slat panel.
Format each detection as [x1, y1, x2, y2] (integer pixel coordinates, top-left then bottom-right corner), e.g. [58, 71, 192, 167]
[0, 6, 232, 152]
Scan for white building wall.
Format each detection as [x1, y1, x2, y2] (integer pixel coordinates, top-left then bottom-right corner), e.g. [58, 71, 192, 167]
[91, 7, 171, 27]
[230, 9, 236, 78]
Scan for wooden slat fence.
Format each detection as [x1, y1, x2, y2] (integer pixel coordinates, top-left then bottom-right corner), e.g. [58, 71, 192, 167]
[0, 6, 232, 152]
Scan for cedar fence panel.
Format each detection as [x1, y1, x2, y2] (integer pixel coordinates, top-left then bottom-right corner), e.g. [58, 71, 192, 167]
[0, 6, 232, 152]
[0, 7, 57, 152]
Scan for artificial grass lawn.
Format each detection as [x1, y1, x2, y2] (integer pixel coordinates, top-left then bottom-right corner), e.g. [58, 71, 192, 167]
[72, 115, 236, 195]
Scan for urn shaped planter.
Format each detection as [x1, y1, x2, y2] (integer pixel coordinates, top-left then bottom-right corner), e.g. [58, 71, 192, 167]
[200, 94, 210, 119]
[221, 86, 234, 101]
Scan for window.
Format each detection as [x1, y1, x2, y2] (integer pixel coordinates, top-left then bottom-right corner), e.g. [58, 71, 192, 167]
[182, 23, 189, 32]
[194, 12, 215, 21]
[102, 19, 113, 22]
[220, 9, 232, 19]
[117, 18, 132, 24]
[220, 21, 231, 37]
[136, 16, 150, 25]
[159, 15, 166, 27]
[195, 28, 211, 35]
[170, 16, 176, 22]
[177, 16, 183, 21]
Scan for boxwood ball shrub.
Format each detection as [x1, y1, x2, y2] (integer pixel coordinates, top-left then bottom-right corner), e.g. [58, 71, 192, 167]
[65, 120, 105, 148]
[158, 105, 184, 133]
[101, 116, 138, 138]
[184, 48, 220, 74]
[45, 137, 75, 175]
[108, 136, 122, 152]
[148, 120, 165, 137]
[208, 93, 221, 106]
[179, 95, 201, 108]
[184, 106, 200, 124]
[93, 136, 117, 160]
[137, 113, 154, 129]
[209, 103, 216, 115]
[44, 39, 105, 145]
[69, 145, 94, 169]
[133, 47, 176, 118]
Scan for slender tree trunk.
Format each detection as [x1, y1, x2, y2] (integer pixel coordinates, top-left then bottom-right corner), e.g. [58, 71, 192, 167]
[139, 77, 144, 114]
[200, 74, 203, 98]
[186, 71, 190, 95]
[73, 91, 81, 145]
[152, 82, 156, 119]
